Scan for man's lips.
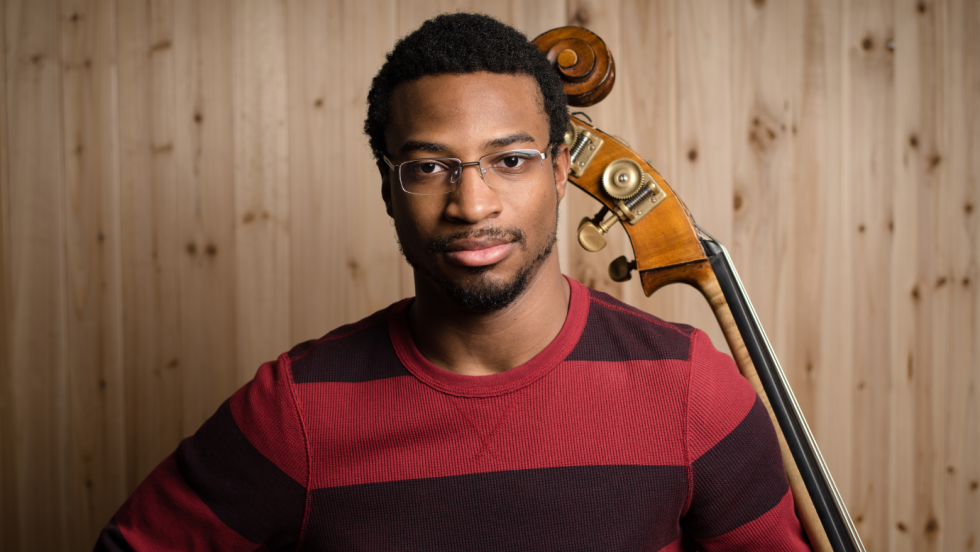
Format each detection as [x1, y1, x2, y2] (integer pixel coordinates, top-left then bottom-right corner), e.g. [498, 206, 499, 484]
[442, 237, 514, 267]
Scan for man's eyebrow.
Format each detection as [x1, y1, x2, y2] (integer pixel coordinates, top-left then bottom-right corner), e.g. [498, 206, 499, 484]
[398, 140, 448, 155]
[484, 132, 536, 149]
[397, 133, 538, 156]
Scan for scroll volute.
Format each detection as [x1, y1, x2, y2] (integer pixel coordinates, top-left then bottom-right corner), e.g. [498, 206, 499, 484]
[532, 27, 707, 295]
[532, 26, 615, 106]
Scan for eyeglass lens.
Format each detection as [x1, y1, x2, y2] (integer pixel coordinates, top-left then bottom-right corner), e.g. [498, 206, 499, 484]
[399, 150, 544, 195]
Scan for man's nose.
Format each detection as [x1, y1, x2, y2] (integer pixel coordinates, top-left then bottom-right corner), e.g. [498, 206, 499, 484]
[444, 163, 502, 224]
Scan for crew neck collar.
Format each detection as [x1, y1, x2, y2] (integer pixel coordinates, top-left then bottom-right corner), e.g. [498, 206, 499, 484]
[388, 276, 589, 398]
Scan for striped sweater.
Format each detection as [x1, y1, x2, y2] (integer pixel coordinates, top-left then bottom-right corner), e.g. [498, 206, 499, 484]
[96, 277, 810, 551]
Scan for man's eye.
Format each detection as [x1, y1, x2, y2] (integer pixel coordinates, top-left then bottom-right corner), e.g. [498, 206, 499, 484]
[411, 161, 447, 176]
[496, 155, 527, 169]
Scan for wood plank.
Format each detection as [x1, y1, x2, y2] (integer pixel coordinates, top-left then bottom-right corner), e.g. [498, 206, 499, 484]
[231, 0, 291, 382]
[795, 0, 856, 520]
[116, 0, 184, 487]
[892, 0, 948, 549]
[843, 0, 895, 547]
[731, 0, 813, 427]
[3, 0, 69, 548]
[285, 0, 349, 343]
[730, 0, 799, 368]
[0, 2, 17, 550]
[172, 0, 239, 432]
[58, 0, 127, 545]
[940, 0, 980, 548]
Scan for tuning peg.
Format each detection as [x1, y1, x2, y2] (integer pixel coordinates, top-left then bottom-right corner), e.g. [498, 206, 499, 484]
[608, 256, 637, 282]
[578, 212, 619, 252]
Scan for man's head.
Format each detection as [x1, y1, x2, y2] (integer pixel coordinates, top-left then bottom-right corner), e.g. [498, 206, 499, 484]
[365, 13, 568, 166]
[365, 14, 571, 313]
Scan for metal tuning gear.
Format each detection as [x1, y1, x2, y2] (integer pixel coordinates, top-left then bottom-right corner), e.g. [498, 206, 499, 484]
[608, 256, 637, 282]
[602, 159, 644, 199]
[577, 212, 618, 253]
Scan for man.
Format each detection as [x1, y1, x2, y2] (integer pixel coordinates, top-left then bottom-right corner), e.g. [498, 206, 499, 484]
[96, 13, 810, 551]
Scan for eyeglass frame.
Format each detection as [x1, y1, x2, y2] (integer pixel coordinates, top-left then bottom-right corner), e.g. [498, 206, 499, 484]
[382, 148, 550, 196]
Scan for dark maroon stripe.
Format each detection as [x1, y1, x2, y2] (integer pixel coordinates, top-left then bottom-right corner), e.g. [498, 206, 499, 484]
[291, 319, 410, 383]
[682, 397, 789, 539]
[566, 290, 693, 362]
[301, 465, 687, 551]
[175, 400, 305, 549]
[92, 517, 135, 552]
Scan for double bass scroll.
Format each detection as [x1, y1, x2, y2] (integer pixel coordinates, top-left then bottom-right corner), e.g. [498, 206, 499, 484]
[533, 26, 865, 552]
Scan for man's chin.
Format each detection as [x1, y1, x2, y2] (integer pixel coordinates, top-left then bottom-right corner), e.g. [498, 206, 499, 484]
[435, 270, 530, 313]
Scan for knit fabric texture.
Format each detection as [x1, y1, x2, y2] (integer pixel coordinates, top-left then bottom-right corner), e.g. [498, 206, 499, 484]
[95, 277, 810, 551]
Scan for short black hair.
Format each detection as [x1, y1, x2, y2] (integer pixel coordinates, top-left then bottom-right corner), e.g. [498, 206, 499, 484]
[364, 13, 568, 167]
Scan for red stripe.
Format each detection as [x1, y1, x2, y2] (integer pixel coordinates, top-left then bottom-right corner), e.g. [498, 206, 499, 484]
[297, 358, 692, 488]
[230, 360, 308, 486]
[686, 330, 757, 460]
[693, 490, 809, 551]
[115, 455, 263, 551]
[655, 538, 686, 552]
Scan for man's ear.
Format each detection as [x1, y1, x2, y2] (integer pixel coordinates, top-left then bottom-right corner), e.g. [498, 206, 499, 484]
[552, 142, 571, 201]
[380, 166, 394, 218]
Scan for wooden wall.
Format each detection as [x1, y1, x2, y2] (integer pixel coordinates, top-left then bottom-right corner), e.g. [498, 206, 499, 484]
[1, 0, 977, 550]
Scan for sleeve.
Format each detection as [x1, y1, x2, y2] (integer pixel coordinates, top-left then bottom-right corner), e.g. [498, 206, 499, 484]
[93, 357, 310, 552]
[681, 330, 812, 551]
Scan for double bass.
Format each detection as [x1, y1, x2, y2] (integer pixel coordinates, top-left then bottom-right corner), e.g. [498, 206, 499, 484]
[533, 27, 866, 552]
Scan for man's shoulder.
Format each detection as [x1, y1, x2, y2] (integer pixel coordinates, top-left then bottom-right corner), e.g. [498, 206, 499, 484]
[282, 299, 412, 385]
[568, 283, 701, 364]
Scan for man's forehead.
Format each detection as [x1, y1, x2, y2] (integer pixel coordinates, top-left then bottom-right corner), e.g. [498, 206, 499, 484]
[384, 72, 548, 154]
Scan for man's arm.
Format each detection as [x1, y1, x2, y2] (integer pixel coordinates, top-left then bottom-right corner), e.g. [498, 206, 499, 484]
[94, 358, 309, 552]
[681, 330, 812, 551]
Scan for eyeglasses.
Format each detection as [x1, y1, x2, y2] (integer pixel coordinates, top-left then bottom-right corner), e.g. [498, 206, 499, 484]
[383, 149, 548, 196]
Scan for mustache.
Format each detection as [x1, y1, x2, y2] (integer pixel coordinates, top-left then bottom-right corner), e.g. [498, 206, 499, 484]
[428, 227, 527, 253]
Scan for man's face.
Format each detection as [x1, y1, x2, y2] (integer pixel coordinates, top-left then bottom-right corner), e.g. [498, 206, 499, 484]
[382, 72, 570, 312]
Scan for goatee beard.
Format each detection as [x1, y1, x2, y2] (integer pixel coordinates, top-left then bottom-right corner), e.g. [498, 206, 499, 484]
[397, 226, 557, 313]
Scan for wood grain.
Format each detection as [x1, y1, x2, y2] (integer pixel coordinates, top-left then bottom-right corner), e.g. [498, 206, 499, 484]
[116, 0, 184, 489]
[0, 2, 14, 550]
[4, 0, 69, 549]
[58, 0, 127, 545]
[940, 0, 980, 548]
[285, 0, 350, 343]
[172, 0, 239, 434]
[232, 0, 291, 383]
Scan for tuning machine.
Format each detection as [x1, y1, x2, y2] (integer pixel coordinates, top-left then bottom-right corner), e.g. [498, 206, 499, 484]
[578, 208, 618, 252]
[608, 256, 637, 282]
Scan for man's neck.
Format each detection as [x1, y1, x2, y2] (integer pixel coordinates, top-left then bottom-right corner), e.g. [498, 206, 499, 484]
[407, 257, 571, 376]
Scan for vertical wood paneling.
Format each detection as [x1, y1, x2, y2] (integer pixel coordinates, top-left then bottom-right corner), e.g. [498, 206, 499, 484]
[1, 1, 978, 549]
[232, 0, 291, 380]
[343, 0, 402, 321]
[116, 0, 183, 487]
[58, 0, 126, 545]
[172, 0, 239, 431]
[0, 3, 15, 550]
[942, 0, 980, 547]
[797, 0, 855, 512]
[4, 0, 69, 549]
[731, 0, 810, 427]
[892, 0, 946, 549]
[285, 0, 350, 342]
[731, 0, 798, 361]
[844, 0, 895, 547]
